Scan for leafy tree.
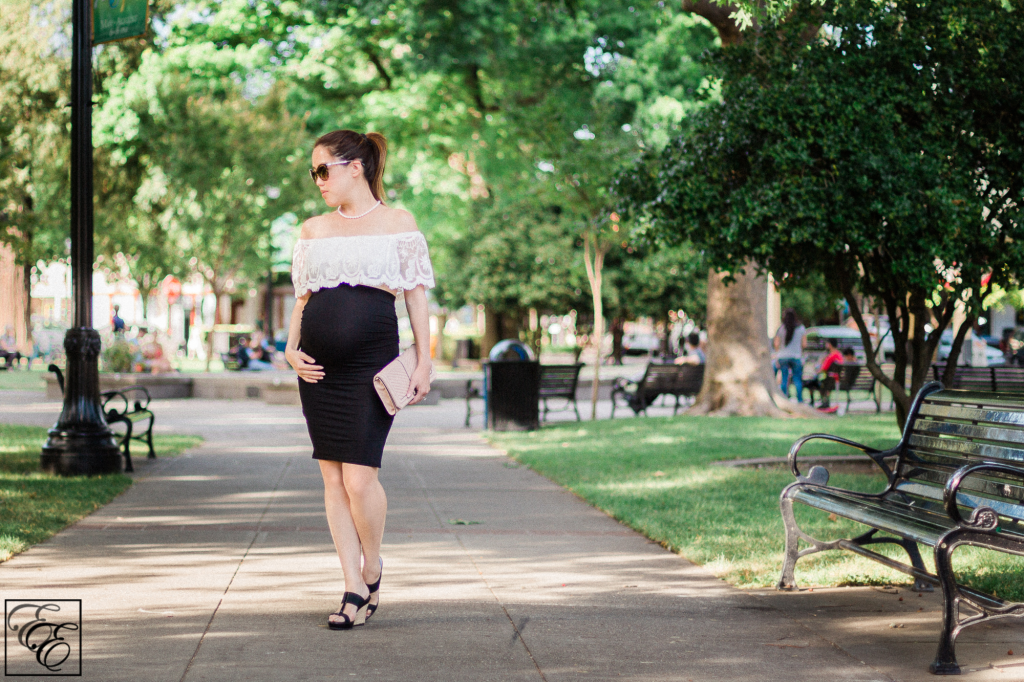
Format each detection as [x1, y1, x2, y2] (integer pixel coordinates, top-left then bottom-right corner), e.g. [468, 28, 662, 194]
[626, 0, 1024, 425]
[616, 241, 708, 354]
[0, 0, 73, 339]
[96, 46, 308, 367]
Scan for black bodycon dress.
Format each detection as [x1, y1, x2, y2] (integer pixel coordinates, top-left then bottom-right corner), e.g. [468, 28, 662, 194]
[298, 284, 399, 467]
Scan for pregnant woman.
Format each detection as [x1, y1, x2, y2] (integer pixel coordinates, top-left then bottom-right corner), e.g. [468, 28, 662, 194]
[285, 129, 435, 630]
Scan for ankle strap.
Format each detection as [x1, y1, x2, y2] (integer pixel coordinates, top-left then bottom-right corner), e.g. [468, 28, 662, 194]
[341, 591, 369, 608]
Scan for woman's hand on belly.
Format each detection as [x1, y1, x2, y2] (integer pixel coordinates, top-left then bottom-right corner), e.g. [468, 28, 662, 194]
[286, 348, 325, 383]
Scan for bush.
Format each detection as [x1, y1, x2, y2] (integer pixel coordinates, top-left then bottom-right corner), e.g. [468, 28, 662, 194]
[102, 339, 138, 373]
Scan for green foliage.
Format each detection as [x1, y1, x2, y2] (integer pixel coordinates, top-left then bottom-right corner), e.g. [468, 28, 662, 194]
[95, 42, 308, 356]
[620, 0, 1024, 422]
[101, 339, 139, 373]
[615, 241, 708, 325]
[0, 424, 202, 562]
[0, 1, 73, 270]
[779, 272, 843, 326]
[491, 415, 1024, 600]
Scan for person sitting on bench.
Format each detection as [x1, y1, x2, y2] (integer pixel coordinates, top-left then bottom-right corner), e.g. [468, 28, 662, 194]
[674, 332, 706, 365]
[805, 339, 844, 412]
[0, 326, 21, 369]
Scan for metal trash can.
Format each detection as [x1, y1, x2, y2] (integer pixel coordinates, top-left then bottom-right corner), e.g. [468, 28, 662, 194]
[484, 340, 539, 431]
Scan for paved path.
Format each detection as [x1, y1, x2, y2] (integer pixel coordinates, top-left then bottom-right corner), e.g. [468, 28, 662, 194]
[1, 391, 1021, 681]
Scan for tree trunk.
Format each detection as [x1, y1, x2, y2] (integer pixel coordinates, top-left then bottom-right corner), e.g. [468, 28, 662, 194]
[22, 262, 32, 344]
[264, 268, 275, 338]
[688, 267, 815, 417]
[482, 306, 501, 359]
[678, 2, 818, 418]
[139, 288, 153, 325]
[204, 287, 221, 372]
[583, 233, 608, 420]
[610, 316, 625, 365]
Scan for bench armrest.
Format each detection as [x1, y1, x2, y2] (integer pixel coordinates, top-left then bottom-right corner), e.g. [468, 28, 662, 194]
[943, 462, 1024, 530]
[612, 376, 635, 391]
[788, 433, 892, 481]
[101, 385, 152, 412]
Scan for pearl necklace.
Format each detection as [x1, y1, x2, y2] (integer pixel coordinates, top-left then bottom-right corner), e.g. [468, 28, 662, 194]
[337, 200, 381, 220]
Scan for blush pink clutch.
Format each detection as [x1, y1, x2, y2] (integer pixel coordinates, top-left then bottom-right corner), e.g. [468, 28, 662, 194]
[373, 345, 436, 415]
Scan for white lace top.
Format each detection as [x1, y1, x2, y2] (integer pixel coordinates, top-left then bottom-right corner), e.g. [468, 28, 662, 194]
[291, 232, 435, 297]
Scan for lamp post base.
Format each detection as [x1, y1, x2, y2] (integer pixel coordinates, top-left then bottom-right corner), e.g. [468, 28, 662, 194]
[41, 328, 122, 476]
[41, 431, 122, 476]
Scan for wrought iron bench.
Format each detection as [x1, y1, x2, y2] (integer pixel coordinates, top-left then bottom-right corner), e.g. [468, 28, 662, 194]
[220, 351, 242, 371]
[539, 363, 584, 422]
[930, 365, 1024, 393]
[993, 366, 1024, 392]
[100, 385, 155, 472]
[932, 364, 996, 391]
[814, 364, 879, 412]
[778, 383, 1024, 674]
[465, 364, 585, 426]
[48, 364, 156, 473]
[610, 363, 703, 417]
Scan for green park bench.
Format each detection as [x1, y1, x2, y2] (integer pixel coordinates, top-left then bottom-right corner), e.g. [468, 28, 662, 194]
[610, 363, 704, 417]
[778, 383, 1024, 674]
[48, 364, 156, 473]
[464, 363, 586, 426]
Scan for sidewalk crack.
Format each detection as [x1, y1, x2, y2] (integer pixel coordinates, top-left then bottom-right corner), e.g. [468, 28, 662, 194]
[406, 456, 549, 682]
[178, 457, 292, 682]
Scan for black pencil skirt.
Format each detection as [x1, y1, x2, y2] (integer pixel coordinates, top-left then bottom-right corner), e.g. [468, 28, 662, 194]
[298, 284, 399, 468]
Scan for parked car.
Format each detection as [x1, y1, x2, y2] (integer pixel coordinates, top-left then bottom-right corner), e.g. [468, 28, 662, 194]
[938, 329, 1005, 366]
[622, 333, 662, 356]
[804, 325, 895, 362]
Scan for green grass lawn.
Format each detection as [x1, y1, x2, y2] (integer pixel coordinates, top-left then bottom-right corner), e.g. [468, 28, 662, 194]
[0, 367, 47, 391]
[491, 414, 1024, 601]
[0, 424, 203, 562]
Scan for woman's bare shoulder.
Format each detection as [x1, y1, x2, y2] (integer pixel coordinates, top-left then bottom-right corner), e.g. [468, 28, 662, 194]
[299, 212, 336, 239]
[384, 207, 421, 235]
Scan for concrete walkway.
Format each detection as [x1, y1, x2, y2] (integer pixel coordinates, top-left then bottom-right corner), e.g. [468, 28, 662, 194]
[1, 391, 1022, 681]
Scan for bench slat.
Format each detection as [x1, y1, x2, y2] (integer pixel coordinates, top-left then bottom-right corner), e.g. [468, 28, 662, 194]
[896, 464, 1024, 508]
[929, 389, 1024, 408]
[791, 488, 954, 546]
[907, 433, 1024, 465]
[918, 403, 1024, 427]
[913, 418, 1024, 447]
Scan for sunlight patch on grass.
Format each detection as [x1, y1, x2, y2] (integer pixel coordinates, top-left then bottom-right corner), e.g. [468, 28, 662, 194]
[491, 414, 1024, 601]
[0, 423, 203, 563]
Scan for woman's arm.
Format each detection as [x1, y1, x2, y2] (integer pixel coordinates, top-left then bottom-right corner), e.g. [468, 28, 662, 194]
[284, 293, 324, 383]
[404, 285, 432, 404]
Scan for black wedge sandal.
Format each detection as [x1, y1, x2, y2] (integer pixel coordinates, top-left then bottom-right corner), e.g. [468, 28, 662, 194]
[328, 591, 370, 630]
[365, 559, 383, 621]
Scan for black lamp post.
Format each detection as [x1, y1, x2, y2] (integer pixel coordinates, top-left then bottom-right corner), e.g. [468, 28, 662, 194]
[41, 0, 121, 475]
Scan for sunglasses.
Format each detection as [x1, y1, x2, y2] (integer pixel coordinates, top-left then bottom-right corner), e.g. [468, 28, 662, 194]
[309, 160, 351, 182]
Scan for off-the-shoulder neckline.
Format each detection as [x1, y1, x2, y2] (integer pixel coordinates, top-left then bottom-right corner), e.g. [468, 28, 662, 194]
[297, 231, 424, 243]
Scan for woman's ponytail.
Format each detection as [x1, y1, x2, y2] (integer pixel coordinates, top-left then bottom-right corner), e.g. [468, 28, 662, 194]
[365, 132, 388, 202]
[313, 129, 389, 202]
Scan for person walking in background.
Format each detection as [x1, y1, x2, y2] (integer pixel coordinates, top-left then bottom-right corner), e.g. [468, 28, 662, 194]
[112, 305, 126, 336]
[0, 326, 21, 369]
[773, 309, 806, 402]
[286, 129, 435, 631]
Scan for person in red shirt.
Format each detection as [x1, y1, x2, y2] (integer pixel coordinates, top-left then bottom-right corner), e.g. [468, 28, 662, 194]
[805, 338, 844, 412]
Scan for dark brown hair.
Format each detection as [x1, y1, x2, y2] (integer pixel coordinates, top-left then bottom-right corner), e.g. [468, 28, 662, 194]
[314, 130, 388, 201]
[782, 307, 799, 346]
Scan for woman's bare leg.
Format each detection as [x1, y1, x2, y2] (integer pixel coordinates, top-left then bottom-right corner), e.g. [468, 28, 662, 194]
[341, 463, 387, 605]
[319, 460, 369, 625]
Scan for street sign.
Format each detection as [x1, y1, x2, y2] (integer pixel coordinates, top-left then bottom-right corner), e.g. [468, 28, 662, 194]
[92, 0, 149, 45]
